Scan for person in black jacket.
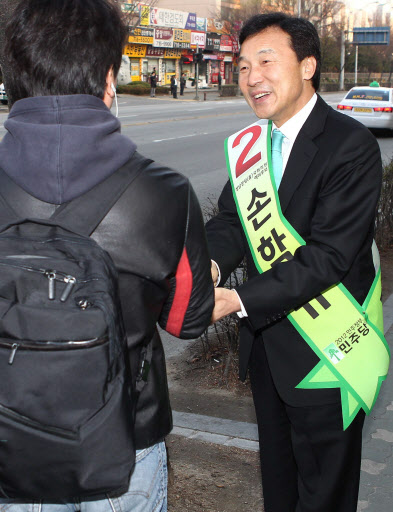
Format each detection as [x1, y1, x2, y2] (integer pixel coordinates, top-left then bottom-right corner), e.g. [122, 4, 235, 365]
[206, 13, 382, 512]
[0, 1, 214, 511]
[150, 68, 157, 97]
[180, 73, 186, 95]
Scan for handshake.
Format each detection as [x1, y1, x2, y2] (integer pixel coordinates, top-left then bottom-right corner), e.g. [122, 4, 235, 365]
[210, 261, 241, 323]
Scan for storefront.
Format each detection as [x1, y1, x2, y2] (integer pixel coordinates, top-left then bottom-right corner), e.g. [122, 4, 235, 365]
[122, 8, 239, 87]
[123, 44, 146, 82]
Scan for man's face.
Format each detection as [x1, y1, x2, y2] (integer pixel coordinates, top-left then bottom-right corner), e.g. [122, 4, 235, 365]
[239, 27, 315, 127]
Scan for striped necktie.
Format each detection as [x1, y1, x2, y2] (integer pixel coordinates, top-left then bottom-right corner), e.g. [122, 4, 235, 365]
[271, 129, 285, 189]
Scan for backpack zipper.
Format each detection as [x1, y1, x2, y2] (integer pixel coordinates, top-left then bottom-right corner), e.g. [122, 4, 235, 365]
[0, 260, 101, 302]
[1, 335, 108, 365]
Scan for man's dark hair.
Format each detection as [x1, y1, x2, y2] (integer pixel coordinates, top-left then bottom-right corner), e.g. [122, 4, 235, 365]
[5, 0, 127, 104]
[239, 13, 321, 91]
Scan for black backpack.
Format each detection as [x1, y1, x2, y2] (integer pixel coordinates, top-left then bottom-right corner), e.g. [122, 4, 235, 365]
[0, 156, 149, 500]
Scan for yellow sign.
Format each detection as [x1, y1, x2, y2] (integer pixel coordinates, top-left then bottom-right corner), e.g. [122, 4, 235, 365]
[128, 27, 154, 45]
[173, 29, 191, 43]
[140, 5, 150, 26]
[124, 44, 146, 58]
[164, 49, 182, 58]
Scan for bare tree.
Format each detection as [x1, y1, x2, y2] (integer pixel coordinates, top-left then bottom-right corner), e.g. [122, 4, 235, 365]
[115, 0, 159, 30]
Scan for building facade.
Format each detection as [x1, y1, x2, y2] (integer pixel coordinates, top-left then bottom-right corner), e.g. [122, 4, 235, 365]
[119, 2, 237, 86]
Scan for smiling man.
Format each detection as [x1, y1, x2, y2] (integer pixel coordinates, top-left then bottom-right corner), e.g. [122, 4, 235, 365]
[206, 13, 384, 512]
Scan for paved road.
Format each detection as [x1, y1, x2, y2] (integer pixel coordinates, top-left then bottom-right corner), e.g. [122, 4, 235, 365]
[2, 90, 391, 204]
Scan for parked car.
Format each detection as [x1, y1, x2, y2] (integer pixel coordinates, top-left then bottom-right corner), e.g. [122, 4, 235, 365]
[0, 83, 8, 105]
[337, 86, 393, 131]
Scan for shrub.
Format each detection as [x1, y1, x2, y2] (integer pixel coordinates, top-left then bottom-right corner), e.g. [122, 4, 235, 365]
[116, 83, 170, 96]
[376, 158, 393, 250]
[194, 197, 247, 387]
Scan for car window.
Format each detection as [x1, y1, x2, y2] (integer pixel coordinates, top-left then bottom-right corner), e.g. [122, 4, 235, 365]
[345, 89, 390, 101]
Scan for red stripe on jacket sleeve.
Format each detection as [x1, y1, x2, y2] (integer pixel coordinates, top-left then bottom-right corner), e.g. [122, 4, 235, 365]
[166, 248, 193, 337]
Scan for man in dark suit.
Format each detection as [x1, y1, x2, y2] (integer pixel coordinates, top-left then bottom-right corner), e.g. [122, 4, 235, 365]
[206, 13, 382, 512]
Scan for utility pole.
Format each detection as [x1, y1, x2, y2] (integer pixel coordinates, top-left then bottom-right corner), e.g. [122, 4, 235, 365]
[339, 30, 345, 91]
[194, 43, 200, 101]
[297, 0, 301, 17]
[354, 45, 358, 86]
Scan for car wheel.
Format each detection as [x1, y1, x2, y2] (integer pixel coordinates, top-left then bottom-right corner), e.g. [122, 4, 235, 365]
[0, 100, 7, 105]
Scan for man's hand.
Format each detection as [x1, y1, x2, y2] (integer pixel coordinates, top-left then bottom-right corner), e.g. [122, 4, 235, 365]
[211, 261, 218, 286]
[212, 287, 241, 323]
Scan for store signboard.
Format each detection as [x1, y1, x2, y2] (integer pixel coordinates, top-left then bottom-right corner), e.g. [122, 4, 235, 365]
[150, 8, 196, 30]
[220, 35, 233, 52]
[196, 17, 207, 32]
[173, 28, 191, 49]
[146, 47, 165, 57]
[153, 27, 174, 48]
[191, 31, 206, 49]
[128, 27, 154, 45]
[206, 18, 230, 35]
[124, 44, 147, 58]
[164, 49, 182, 58]
[140, 5, 150, 26]
[122, 2, 138, 13]
[205, 33, 221, 51]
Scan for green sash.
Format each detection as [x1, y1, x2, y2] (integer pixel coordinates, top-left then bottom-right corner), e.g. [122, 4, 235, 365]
[226, 120, 390, 429]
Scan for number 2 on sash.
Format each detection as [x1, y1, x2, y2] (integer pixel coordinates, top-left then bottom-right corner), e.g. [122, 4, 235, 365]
[232, 125, 262, 178]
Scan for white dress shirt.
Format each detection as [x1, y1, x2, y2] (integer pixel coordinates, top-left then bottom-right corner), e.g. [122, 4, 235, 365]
[214, 94, 318, 317]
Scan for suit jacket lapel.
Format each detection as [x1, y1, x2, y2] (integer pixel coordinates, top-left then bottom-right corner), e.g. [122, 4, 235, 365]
[278, 95, 330, 213]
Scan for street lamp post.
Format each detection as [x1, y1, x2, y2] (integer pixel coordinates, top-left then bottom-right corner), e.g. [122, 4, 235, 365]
[339, 30, 346, 91]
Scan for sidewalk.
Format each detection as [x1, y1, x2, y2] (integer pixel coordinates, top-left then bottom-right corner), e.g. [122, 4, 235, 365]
[163, 294, 393, 512]
[159, 86, 236, 102]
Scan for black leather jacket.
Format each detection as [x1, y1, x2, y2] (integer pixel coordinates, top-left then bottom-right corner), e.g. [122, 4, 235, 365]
[0, 151, 214, 449]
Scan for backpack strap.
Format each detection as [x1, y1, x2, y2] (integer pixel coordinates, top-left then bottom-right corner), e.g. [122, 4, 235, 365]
[51, 151, 152, 236]
[0, 152, 152, 236]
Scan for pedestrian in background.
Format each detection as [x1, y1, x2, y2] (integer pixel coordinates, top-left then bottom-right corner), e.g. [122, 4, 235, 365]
[150, 67, 157, 97]
[171, 75, 178, 99]
[217, 71, 222, 91]
[180, 73, 186, 95]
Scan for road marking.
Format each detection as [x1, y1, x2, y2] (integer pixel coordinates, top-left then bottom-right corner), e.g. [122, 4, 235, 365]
[154, 132, 208, 142]
[186, 108, 213, 111]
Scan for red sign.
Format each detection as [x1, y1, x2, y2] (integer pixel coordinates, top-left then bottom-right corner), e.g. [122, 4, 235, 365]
[220, 35, 233, 52]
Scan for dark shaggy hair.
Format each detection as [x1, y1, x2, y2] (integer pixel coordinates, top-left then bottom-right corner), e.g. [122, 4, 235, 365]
[5, 0, 127, 104]
[239, 12, 321, 91]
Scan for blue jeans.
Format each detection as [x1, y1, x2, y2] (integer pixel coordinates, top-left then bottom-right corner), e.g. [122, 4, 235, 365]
[0, 441, 167, 512]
